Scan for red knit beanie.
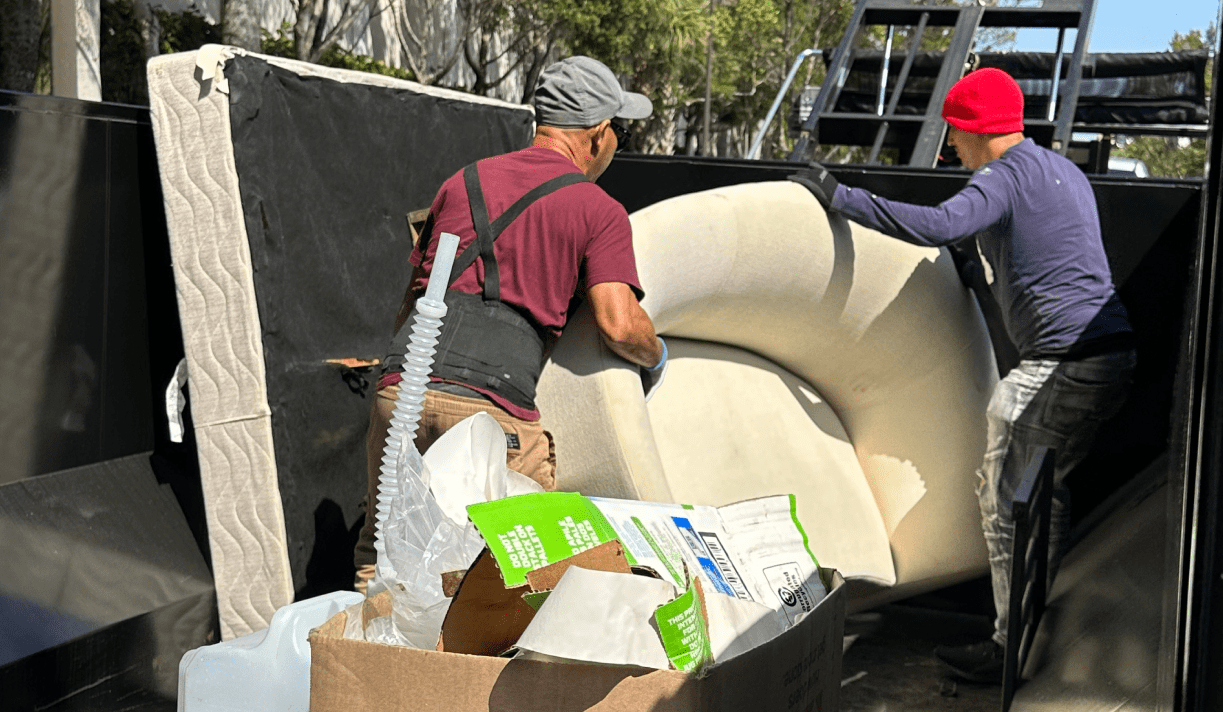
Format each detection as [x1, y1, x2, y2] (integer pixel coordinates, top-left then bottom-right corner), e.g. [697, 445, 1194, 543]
[942, 68, 1025, 134]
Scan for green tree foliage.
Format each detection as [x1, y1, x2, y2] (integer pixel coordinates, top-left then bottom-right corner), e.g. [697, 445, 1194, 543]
[100, 0, 149, 103]
[100, 0, 209, 104]
[1116, 135, 1207, 179]
[705, 0, 856, 158]
[1112, 25, 1214, 179]
[156, 7, 222, 55]
[559, 0, 711, 153]
[98, 2, 410, 106]
[451, 0, 711, 153]
[446, 0, 866, 154]
[262, 22, 416, 80]
[431, 0, 713, 150]
[710, 0, 785, 134]
[692, 0, 1017, 159]
[0, 0, 45, 92]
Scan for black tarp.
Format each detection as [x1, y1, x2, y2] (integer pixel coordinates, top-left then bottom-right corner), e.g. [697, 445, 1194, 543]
[222, 57, 534, 597]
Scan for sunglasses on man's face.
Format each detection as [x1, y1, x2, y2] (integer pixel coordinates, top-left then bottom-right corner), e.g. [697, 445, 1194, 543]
[609, 121, 632, 152]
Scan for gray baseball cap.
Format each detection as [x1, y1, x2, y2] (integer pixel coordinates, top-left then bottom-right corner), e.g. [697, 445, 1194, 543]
[533, 56, 654, 128]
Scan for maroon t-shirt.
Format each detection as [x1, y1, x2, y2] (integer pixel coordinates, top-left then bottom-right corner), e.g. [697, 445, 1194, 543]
[402, 146, 644, 419]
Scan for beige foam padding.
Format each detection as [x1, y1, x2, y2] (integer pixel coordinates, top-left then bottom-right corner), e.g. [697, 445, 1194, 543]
[147, 49, 291, 640]
[538, 181, 996, 601]
[647, 340, 894, 583]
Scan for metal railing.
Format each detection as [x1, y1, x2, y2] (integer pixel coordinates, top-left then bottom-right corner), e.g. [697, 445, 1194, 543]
[747, 48, 821, 160]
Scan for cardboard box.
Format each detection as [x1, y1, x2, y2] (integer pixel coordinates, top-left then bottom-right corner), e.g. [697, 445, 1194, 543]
[307, 568, 844, 712]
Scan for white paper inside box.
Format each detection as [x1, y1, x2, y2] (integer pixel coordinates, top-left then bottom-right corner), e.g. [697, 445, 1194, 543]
[307, 569, 845, 712]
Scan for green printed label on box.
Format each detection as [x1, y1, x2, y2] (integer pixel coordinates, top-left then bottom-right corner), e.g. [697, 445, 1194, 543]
[630, 515, 684, 585]
[466, 492, 625, 587]
[789, 494, 821, 569]
[653, 581, 713, 675]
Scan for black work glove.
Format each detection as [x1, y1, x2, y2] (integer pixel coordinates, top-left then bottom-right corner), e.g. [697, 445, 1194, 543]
[947, 241, 985, 291]
[787, 161, 841, 211]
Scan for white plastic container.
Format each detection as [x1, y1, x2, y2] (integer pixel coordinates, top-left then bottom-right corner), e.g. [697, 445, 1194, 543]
[178, 590, 363, 712]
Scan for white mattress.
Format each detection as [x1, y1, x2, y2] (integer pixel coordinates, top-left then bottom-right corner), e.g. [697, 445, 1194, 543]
[146, 46, 532, 639]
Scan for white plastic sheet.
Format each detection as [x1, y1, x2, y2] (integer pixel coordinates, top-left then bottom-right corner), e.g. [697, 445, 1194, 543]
[363, 412, 543, 648]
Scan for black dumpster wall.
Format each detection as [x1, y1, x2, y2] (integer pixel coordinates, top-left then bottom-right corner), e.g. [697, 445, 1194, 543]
[0, 90, 215, 710]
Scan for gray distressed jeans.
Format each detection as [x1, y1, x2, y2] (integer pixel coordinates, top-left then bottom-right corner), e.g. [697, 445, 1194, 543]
[979, 348, 1137, 646]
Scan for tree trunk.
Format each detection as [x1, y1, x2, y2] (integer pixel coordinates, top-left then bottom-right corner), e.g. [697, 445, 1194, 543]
[222, 0, 262, 51]
[0, 0, 43, 92]
[516, 43, 548, 105]
[294, 0, 317, 61]
[398, 0, 465, 86]
[639, 82, 677, 155]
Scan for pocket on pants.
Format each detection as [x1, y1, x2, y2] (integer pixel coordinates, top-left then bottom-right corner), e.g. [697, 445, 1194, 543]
[503, 420, 556, 491]
[1044, 360, 1133, 435]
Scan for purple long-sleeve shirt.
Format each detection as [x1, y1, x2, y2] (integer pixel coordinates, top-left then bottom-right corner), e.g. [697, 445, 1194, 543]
[831, 138, 1131, 358]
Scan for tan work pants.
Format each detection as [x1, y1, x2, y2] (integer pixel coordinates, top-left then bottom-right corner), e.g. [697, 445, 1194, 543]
[353, 385, 556, 592]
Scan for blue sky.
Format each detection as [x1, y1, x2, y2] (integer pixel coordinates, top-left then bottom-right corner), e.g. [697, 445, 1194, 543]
[1013, 0, 1220, 53]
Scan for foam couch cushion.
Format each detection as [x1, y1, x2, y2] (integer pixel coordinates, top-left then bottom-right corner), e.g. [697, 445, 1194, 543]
[537, 181, 997, 602]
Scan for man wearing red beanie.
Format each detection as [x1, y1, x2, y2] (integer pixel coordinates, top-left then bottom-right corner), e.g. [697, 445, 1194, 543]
[790, 67, 1136, 683]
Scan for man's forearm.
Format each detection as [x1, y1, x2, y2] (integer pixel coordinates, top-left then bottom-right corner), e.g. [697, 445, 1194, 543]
[601, 325, 662, 368]
[587, 281, 663, 368]
[836, 184, 997, 249]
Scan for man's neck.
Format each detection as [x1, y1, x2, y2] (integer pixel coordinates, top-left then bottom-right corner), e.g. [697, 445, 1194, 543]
[987, 133, 1025, 162]
[532, 132, 589, 173]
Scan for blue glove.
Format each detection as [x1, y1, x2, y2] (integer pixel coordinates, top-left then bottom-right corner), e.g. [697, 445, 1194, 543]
[640, 338, 668, 402]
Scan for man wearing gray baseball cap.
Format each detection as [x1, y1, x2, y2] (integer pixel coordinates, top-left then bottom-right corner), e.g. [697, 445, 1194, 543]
[354, 56, 666, 592]
[534, 55, 654, 128]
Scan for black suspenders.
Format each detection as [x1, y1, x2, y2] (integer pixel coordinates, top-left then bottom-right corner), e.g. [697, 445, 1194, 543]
[386, 161, 589, 410]
[451, 163, 589, 301]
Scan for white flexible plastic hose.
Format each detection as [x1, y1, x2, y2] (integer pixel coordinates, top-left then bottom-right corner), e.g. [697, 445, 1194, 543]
[372, 232, 460, 584]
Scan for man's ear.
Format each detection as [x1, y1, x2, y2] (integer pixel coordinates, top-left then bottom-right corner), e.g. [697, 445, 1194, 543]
[590, 119, 611, 154]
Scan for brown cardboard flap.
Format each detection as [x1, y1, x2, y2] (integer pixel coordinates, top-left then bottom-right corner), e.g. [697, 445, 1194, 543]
[309, 569, 846, 712]
[309, 637, 697, 712]
[312, 609, 349, 639]
[695, 570, 846, 711]
[439, 542, 635, 657]
[525, 540, 630, 592]
[693, 577, 709, 665]
[362, 590, 393, 625]
[308, 590, 393, 642]
[438, 548, 536, 656]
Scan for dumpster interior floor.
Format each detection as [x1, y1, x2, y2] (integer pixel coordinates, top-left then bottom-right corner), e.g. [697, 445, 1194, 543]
[839, 597, 1000, 712]
[837, 478, 1165, 712]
